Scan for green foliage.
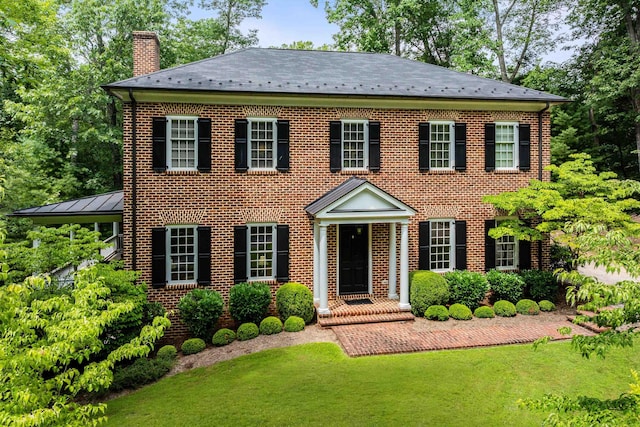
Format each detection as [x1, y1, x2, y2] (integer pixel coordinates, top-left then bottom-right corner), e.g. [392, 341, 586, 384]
[283, 316, 305, 332]
[515, 299, 540, 315]
[444, 270, 489, 310]
[157, 345, 178, 359]
[177, 289, 223, 340]
[110, 353, 175, 392]
[181, 338, 206, 355]
[212, 328, 236, 346]
[539, 300, 556, 312]
[237, 323, 259, 341]
[519, 269, 558, 302]
[486, 270, 525, 303]
[494, 300, 517, 317]
[409, 271, 450, 317]
[228, 281, 271, 324]
[474, 306, 495, 318]
[424, 305, 449, 321]
[259, 316, 283, 335]
[448, 303, 473, 320]
[275, 282, 315, 324]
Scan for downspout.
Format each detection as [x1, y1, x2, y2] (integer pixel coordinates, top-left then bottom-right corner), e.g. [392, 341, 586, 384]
[129, 88, 138, 271]
[537, 102, 550, 269]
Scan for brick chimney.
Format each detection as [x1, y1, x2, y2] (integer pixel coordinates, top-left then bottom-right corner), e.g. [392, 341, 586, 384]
[132, 31, 160, 76]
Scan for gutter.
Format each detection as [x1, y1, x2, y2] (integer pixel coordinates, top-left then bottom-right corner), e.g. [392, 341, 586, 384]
[537, 101, 550, 269]
[129, 88, 138, 271]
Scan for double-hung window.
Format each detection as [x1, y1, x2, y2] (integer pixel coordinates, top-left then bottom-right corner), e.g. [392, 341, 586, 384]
[494, 122, 519, 170]
[248, 119, 277, 170]
[248, 223, 276, 280]
[167, 226, 197, 284]
[234, 119, 289, 172]
[429, 219, 455, 271]
[329, 120, 380, 172]
[167, 116, 197, 170]
[495, 219, 518, 270]
[429, 121, 454, 170]
[342, 120, 368, 170]
[151, 226, 211, 287]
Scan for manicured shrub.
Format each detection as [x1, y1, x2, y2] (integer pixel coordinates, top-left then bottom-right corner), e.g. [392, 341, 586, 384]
[156, 345, 177, 360]
[177, 289, 224, 340]
[474, 306, 495, 318]
[494, 300, 517, 317]
[444, 270, 489, 310]
[486, 270, 525, 303]
[519, 269, 558, 302]
[212, 328, 236, 346]
[110, 355, 175, 392]
[181, 338, 206, 355]
[516, 299, 540, 315]
[425, 305, 449, 321]
[449, 303, 473, 320]
[409, 271, 450, 317]
[539, 300, 556, 312]
[284, 316, 305, 332]
[229, 282, 272, 324]
[259, 316, 283, 335]
[276, 282, 315, 324]
[237, 322, 259, 341]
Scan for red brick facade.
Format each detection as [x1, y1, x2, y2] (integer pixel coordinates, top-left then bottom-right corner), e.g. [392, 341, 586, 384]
[132, 31, 160, 77]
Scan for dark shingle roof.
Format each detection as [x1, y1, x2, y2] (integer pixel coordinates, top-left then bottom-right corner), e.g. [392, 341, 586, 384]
[104, 48, 566, 102]
[305, 177, 368, 215]
[11, 191, 123, 218]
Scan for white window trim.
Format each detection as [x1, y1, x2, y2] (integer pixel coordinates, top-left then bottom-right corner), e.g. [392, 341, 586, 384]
[247, 118, 278, 171]
[247, 223, 276, 281]
[429, 219, 455, 273]
[166, 115, 198, 171]
[341, 119, 369, 172]
[166, 225, 198, 285]
[495, 217, 519, 271]
[429, 121, 455, 171]
[494, 121, 519, 171]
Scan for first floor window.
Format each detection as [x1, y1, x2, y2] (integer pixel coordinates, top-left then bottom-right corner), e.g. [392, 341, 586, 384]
[430, 122, 454, 169]
[167, 116, 197, 170]
[248, 224, 275, 280]
[167, 226, 197, 283]
[430, 220, 454, 271]
[496, 233, 517, 269]
[249, 119, 277, 169]
[495, 122, 518, 169]
[342, 120, 367, 169]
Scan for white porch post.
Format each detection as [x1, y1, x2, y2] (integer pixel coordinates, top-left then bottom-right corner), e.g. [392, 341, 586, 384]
[112, 221, 119, 236]
[313, 223, 320, 304]
[388, 222, 398, 299]
[398, 221, 411, 310]
[318, 224, 330, 315]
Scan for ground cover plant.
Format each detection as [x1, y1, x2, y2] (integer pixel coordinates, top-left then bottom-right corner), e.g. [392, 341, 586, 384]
[104, 341, 640, 426]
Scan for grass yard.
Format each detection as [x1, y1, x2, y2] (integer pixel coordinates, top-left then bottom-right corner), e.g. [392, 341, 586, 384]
[105, 341, 640, 426]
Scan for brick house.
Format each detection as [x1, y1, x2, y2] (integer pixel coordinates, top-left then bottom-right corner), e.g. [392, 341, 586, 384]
[99, 31, 566, 335]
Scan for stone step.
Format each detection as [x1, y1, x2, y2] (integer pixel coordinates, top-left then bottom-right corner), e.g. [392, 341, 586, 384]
[318, 312, 415, 328]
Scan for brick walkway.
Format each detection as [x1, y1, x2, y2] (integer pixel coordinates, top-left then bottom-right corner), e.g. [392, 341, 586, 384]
[333, 319, 595, 357]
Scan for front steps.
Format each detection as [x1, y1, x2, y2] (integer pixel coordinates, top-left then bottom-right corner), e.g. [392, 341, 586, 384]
[317, 295, 415, 327]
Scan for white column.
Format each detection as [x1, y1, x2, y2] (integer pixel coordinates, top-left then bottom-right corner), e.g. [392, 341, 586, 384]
[313, 223, 320, 304]
[399, 222, 411, 310]
[112, 221, 119, 236]
[94, 222, 99, 233]
[318, 224, 330, 315]
[388, 222, 398, 299]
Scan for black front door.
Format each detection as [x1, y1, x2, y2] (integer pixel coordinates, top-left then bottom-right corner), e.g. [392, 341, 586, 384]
[339, 224, 369, 294]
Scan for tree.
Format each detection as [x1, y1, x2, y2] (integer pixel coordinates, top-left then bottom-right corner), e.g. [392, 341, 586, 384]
[275, 40, 334, 50]
[198, 0, 265, 54]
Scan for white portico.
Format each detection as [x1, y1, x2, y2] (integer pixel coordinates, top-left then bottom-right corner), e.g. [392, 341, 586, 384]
[305, 177, 416, 315]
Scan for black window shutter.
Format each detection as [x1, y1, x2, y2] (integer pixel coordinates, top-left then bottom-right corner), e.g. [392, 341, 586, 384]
[329, 121, 342, 172]
[197, 118, 211, 172]
[485, 123, 496, 172]
[418, 221, 430, 270]
[519, 239, 531, 271]
[455, 220, 467, 270]
[151, 227, 167, 288]
[152, 117, 167, 172]
[519, 123, 531, 171]
[197, 226, 211, 285]
[485, 219, 496, 271]
[233, 226, 247, 283]
[235, 119, 248, 172]
[368, 121, 380, 171]
[419, 122, 430, 171]
[276, 225, 290, 282]
[454, 123, 467, 171]
[276, 120, 290, 171]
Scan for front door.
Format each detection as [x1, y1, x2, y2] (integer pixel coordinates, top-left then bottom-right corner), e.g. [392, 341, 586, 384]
[339, 224, 369, 294]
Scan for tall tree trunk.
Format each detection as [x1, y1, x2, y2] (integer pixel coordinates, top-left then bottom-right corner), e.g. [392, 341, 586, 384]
[622, 6, 640, 172]
[492, 0, 509, 82]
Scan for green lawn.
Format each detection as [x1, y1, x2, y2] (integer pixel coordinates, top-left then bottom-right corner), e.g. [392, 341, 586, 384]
[105, 341, 640, 426]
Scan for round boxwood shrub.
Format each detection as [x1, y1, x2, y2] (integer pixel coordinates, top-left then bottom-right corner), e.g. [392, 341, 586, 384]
[212, 328, 236, 346]
[519, 269, 558, 302]
[259, 316, 283, 335]
[539, 300, 556, 312]
[181, 338, 206, 355]
[237, 322, 259, 341]
[409, 271, 450, 317]
[157, 345, 177, 360]
[229, 281, 272, 324]
[486, 270, 526, 303]
[284, 316, 305, 332]
[425, 305, 449, 321]
[474, 306, 495, 318]
[276, 282, 315, 324]
[449, 303, 473, 320]
[444, 270, 489, 311]
[494, 300, 517, 317]
[516, 299, 540, 315]
[177, 289, 224, 340]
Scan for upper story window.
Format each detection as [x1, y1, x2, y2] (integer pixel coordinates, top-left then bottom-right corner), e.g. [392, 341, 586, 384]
[419, 122, 466, 172]
[234, 119, 289, 172]
[167, 116, 197, 170]
[152, 116, 211, 173]
[495, 122, 518, 170]
[430, 122, 454, 170]
[342, 120, 368, 170]
[485, 122, 530, 172]
[330, 120, 380, 172]
[248, 119, 278, 170]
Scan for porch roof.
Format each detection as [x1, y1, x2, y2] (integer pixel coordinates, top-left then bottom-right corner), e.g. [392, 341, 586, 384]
[9, 191, 123, 224]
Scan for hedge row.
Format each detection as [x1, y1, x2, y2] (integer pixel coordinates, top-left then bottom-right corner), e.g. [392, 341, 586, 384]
[422, 298, 556, 321]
